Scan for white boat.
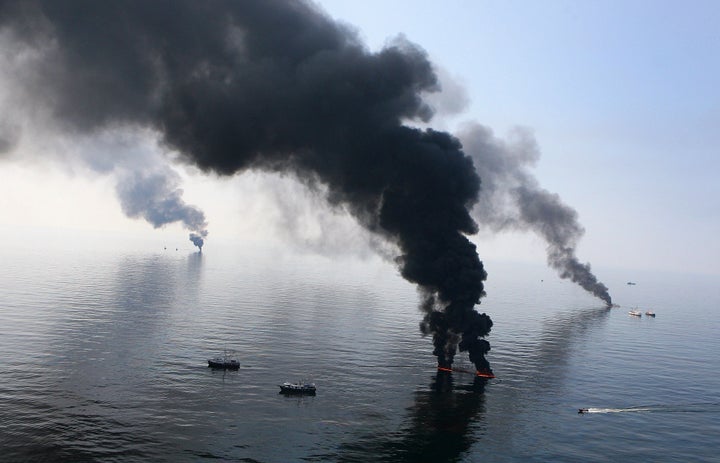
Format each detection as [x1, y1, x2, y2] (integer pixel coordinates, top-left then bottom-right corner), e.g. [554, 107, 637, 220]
[629, 310, 642, 317]
[208, 350, 240, 370]
[279, 381, 316, 395]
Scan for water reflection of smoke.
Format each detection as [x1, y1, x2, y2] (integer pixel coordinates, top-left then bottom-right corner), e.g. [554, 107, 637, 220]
[482, 305, 612, 455]
[333, 306, 609, 462]
[528, 306, 611, 384]
[335, 373, 487, 462]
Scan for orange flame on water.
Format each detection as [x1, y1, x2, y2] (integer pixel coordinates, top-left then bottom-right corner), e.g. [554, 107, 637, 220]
[436, 365, 495, 379]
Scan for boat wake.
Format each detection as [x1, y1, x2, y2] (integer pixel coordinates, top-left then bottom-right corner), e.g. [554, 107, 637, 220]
[580, 407, 650, 414]
[579, 402, 720, 414]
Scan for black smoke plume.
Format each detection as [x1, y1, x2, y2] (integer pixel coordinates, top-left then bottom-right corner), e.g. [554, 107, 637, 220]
[189, 231, 207, 252]
[460, 123, 612, 305]
[0, 1, 491, 369]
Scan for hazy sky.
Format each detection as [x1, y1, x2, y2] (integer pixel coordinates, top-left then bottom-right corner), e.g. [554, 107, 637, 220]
[1, 0, 718, 276]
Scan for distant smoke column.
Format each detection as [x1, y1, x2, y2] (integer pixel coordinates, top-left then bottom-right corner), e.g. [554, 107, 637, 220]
[116, 168, 209, 250]
[460, 123, 611, 306]
[0, 0, 492, 369]
[516, 186, 611, 305]
[189, 231, 206, 251]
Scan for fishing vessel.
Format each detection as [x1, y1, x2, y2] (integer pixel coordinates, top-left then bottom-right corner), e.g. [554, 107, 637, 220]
[207, 350, 240, 370]
[278, 381, 316, 395]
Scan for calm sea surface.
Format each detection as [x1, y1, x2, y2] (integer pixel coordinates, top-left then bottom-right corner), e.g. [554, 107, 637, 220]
[1, 230, 719, 462]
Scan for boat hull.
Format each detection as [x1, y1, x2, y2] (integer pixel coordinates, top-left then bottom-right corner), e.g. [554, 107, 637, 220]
[278, 384, 316, 395]
[208, 359, 240, 370]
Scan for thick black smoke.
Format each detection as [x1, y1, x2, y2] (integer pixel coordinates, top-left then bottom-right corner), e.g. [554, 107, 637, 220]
[460, 123, 611, 305]
[0, 1, 491, 369]
[189, 231, 207, 251]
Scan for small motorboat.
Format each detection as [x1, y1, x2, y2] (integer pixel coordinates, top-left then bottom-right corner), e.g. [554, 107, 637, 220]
[578, 408, 589, 414]
[645, 310, 656, 317]
[629, 310, 642, 317]
[208, 350, 240, 370]
[279, 381, 316, 395]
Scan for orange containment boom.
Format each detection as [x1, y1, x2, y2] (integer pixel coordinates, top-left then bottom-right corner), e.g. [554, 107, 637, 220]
[437, 366, 496, 379]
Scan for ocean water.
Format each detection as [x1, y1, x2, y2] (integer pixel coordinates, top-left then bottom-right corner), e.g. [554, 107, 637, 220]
[1, 231, 719, 462]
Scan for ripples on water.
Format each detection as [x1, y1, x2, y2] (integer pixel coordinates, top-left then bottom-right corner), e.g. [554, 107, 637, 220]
[1, 236, 719, 462]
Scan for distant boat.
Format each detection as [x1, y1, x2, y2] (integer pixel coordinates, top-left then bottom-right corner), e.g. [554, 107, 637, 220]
[645, 310, 656, 317]
[208, 350, 240, 370]
[629, 310, 642, 317]
[627, 282, 637, 285]
[279, 381, 316, 395]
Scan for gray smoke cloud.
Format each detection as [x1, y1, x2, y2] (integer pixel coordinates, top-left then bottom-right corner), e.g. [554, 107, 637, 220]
[92, 133, 209, 250]
[116, 166, 208, 250]
[0, 120, 18, 154]
[189, 231, 208, 251]
[0, 7, 208, 250]
[460, 123, 611, 305]
[34, 127, 209, 250]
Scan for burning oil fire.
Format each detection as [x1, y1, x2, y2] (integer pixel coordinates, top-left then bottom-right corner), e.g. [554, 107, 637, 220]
[437, 365, 495, 379]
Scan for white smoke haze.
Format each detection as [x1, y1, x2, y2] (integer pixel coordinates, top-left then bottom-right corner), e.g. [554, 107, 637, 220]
[422, 66, 470, 120]
[0, 110, 210, 249]
[261, 173, 398, 260]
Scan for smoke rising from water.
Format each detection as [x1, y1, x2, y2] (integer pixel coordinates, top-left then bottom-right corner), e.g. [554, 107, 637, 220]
[460, 123, 611, 305]
[0, 0, 492, 370]
[0, 8, 209, 250]
[0, 0, 612, 371]
[116, 166, 208, 250]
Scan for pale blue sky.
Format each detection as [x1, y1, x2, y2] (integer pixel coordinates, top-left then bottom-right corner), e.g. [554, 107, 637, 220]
[0, 1, 718, 276]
